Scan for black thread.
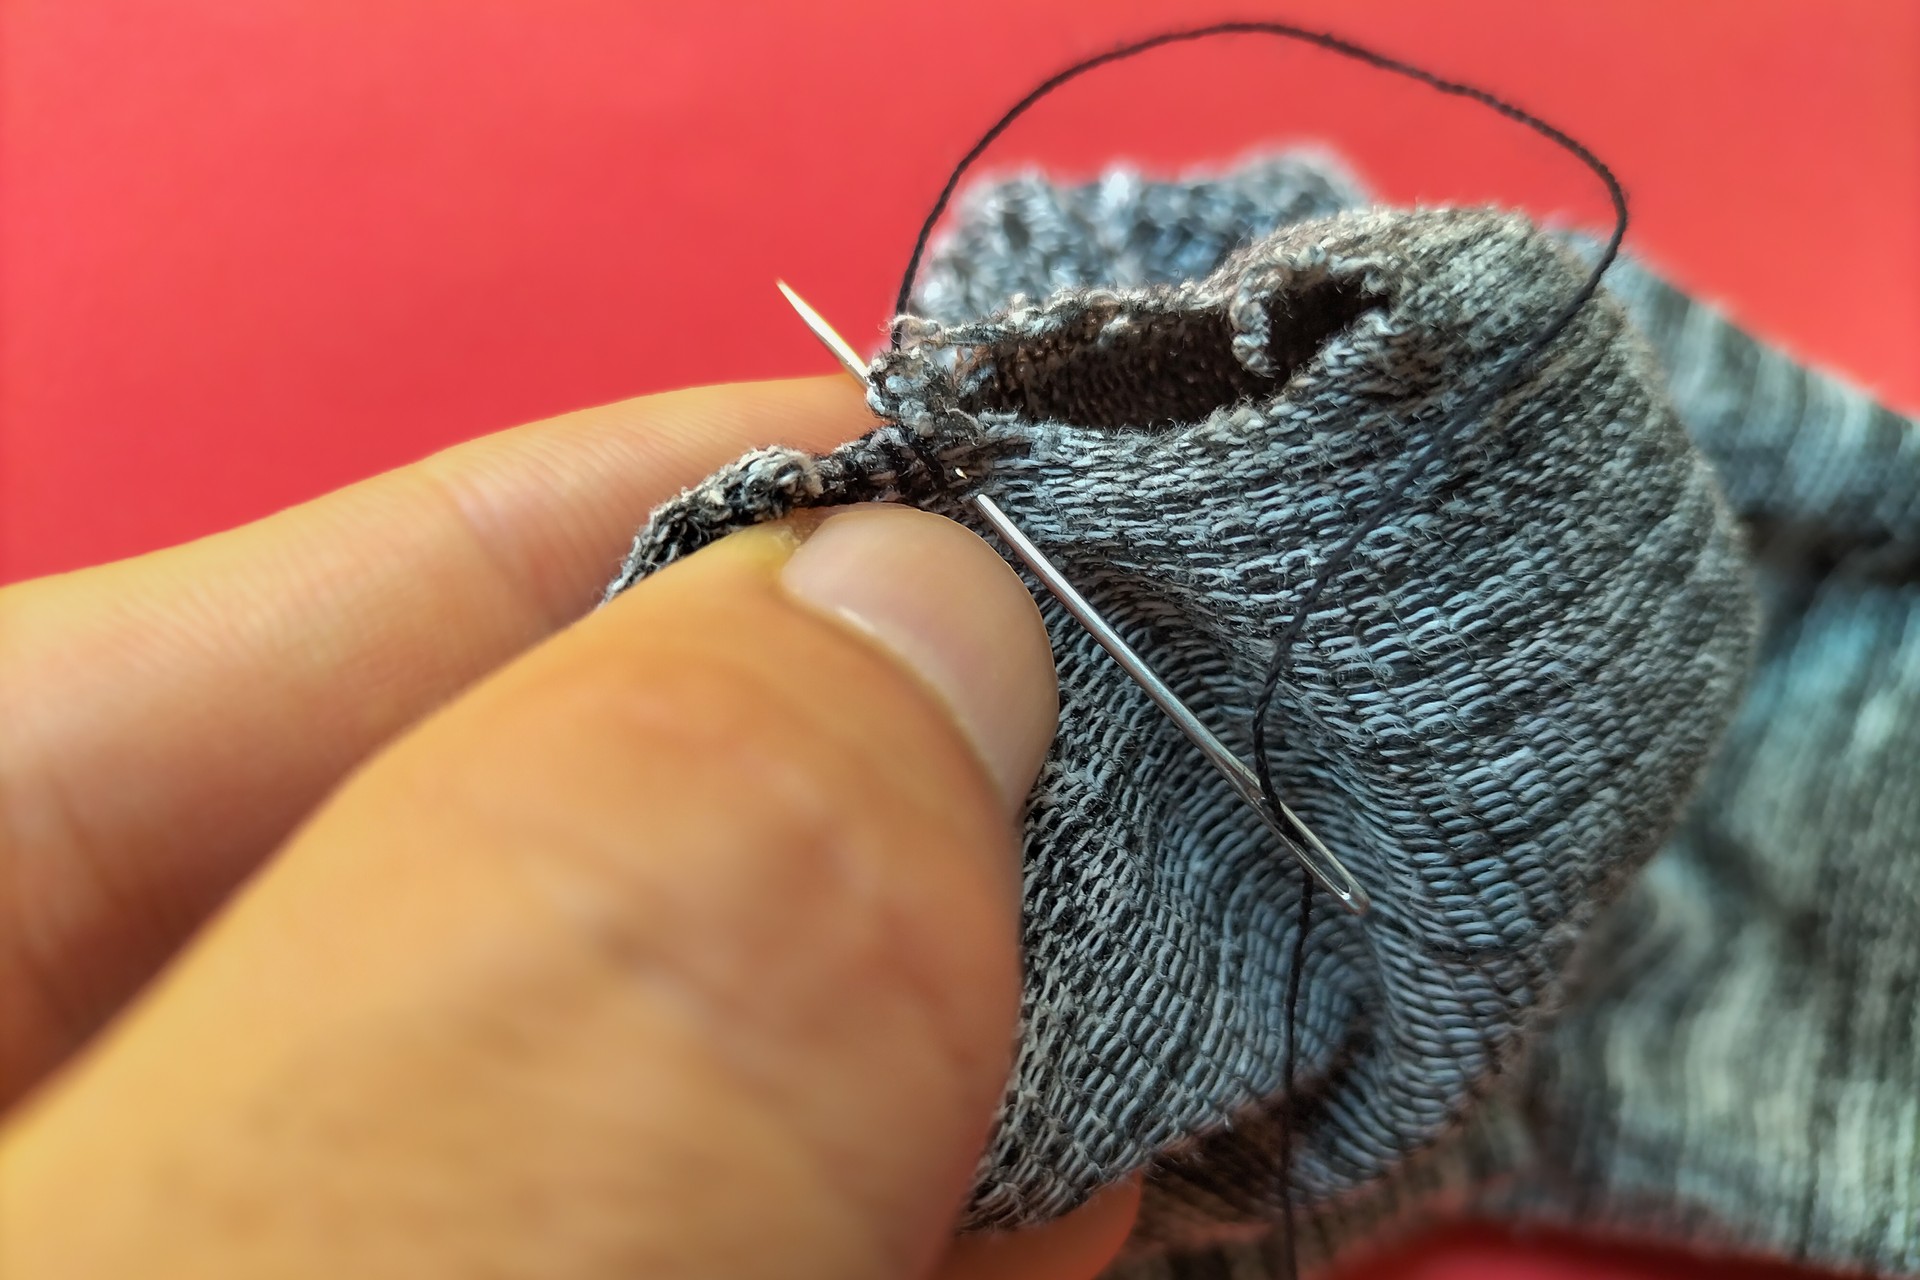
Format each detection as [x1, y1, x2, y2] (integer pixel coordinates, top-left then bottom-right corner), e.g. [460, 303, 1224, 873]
[891, 21, 1628, 1278]
[1277, 877, 1314, 1274]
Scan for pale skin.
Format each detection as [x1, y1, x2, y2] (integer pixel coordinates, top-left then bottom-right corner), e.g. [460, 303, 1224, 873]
[0, 376, 1140, 1279]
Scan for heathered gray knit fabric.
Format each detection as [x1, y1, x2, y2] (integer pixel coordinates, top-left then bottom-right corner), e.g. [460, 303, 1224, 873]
[604, 155, 1920, 1275]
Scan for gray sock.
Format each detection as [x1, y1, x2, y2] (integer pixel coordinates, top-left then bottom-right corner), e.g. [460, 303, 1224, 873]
[605, 153, 1919, 1277]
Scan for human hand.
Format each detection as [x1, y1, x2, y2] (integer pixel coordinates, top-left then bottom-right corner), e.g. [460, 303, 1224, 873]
[0, 377, 1139, 1279]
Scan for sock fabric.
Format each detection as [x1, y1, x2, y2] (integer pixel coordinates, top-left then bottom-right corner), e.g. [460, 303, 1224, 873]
[605, 154, 1919, 1276]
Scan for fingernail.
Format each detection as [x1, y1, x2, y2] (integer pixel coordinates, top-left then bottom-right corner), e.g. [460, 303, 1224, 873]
[780, 504, 1058, 810]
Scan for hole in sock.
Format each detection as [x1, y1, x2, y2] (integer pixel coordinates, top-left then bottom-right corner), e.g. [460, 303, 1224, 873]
[958, 275, 1382, 429]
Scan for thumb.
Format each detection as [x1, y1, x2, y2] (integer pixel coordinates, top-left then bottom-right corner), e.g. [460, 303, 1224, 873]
[0, 505, 1076, 1279]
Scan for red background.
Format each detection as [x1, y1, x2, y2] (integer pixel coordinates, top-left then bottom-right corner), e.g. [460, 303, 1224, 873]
[1, 2, 1912, 1275]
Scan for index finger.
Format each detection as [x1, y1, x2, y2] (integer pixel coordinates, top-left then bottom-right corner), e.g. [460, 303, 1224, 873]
[0, 375, 869, 1104]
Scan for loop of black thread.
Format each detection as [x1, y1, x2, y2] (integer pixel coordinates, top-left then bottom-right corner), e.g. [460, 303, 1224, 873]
[890, 21, 1627, 1279]
[891, 17, 1626, 899]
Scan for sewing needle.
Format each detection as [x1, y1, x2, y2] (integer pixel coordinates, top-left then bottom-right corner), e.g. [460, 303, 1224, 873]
[775, 281, 1371, 917]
